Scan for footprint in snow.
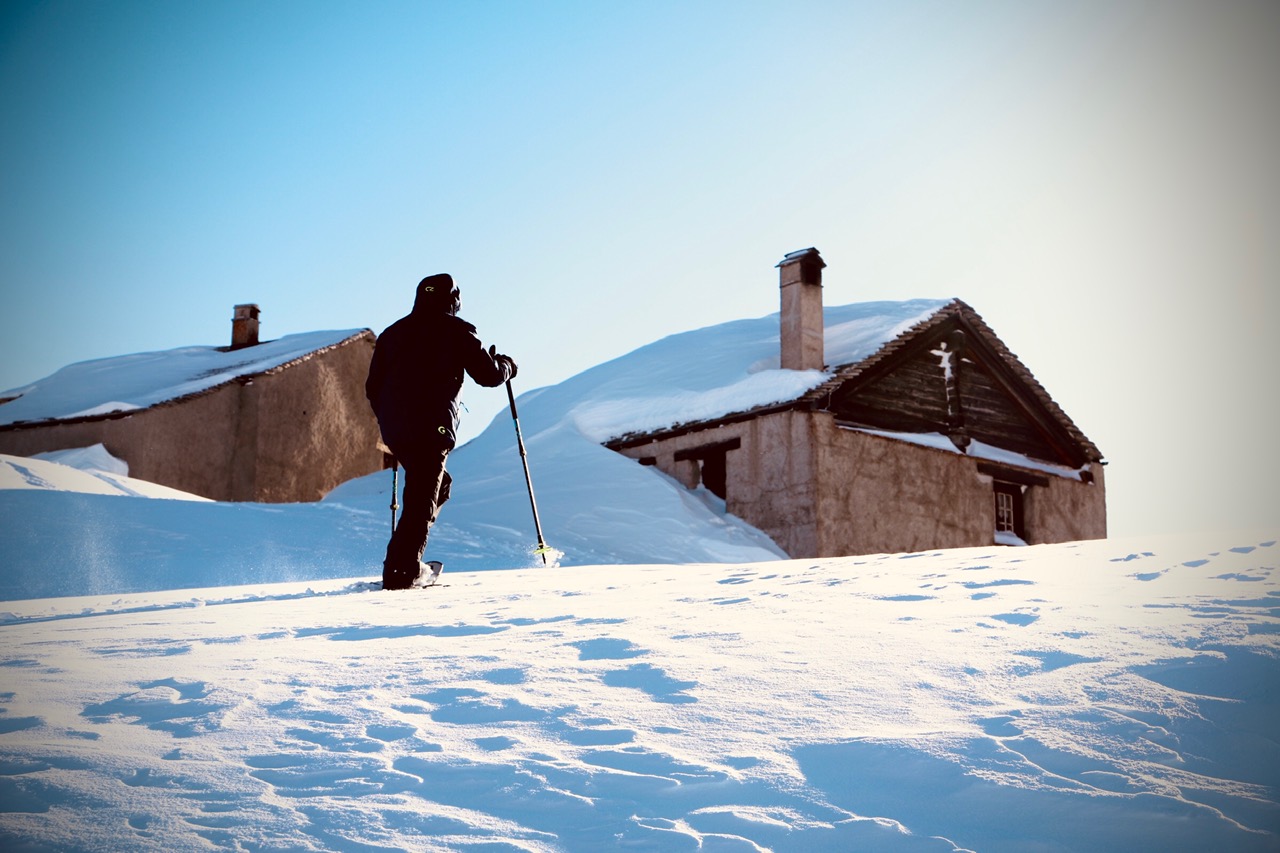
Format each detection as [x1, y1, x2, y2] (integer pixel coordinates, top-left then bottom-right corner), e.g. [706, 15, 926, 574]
[418, 687, 551, 723]
[568, 637, 646, 661]
[582, 746, 728, 785]
[81, 678, 228, 738]
[286, 725, 385, 754]
[979, 714, 1024, 737]
[0, 691, 41, 732]
[266, 698, 348, 725]
[0, 707, 42, 734]
[492, 614, 575, 628]
[480, 666, 527, 685]
[91, 641, 193, 658]
[246, 752, 392, 799]
[365, 723, 417, 742]
[1013, 650, 1101, 674]
[560, 727, 636, 746]
[961, 579, 1034, 590]
[602, 663, 697, 704]
[990, 612, 1040, 627]
[474, 735, 518, 752]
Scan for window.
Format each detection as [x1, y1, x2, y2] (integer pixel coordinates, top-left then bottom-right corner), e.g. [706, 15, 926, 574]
[996, 489, 1016, 533]
[674, 438, 741, 501]
[978, 463, 1043, 545]
[700, 450, 728, 500]
[993, 481, 1025, 543]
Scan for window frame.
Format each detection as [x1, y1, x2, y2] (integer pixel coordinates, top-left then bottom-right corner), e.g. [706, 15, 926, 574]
[993, 480, 1026, 542]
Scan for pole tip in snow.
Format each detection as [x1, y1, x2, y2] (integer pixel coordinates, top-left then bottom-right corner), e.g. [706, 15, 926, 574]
[532, 545, 562, 568]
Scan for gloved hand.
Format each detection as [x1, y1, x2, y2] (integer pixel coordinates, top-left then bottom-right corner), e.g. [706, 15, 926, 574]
[489, 345, 518, 380]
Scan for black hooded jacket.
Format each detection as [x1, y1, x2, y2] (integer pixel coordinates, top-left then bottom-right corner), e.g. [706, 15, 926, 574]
[365, 288, 510, 452]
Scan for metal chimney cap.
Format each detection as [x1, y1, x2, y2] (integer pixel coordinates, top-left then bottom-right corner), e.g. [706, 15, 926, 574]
[776, 247, 825, 268]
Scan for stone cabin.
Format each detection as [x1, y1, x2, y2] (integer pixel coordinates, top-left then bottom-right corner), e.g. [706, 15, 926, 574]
[0, 305, 383, 502]
[606, 248, 1106, 558]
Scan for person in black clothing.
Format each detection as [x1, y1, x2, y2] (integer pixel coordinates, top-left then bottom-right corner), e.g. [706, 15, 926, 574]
[365, 273, 517, 589]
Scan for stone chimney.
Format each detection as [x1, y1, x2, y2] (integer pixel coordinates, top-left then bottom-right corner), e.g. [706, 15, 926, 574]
[777, 247, 826, 371]
[231, 304, 260, 350]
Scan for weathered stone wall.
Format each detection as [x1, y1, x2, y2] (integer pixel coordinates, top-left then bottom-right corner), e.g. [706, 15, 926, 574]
[811, 416, 1106, 556]
[728, 411, 821, 557]
[1023, 463, 1107, 543]
[0, 333, 383, 502]
[612, 409, 1106, 560]
[249, 334, 384, 502]
[811, 420, 997, 556]
[611, 410, 820, 557]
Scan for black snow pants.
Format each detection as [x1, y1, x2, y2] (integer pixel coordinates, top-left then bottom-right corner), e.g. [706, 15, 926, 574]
[383, 441, 453, 590]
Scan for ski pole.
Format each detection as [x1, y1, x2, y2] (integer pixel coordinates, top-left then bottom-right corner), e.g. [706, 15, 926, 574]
[506, 379, 550, 565]
[390, 457, 400, 533]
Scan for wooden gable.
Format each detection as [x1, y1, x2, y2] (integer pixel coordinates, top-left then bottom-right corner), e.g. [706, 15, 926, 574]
[813, 301, 1100, 469]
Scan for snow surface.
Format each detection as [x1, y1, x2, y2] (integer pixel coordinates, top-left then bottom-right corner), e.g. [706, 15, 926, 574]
[0, 330, 364, 426]
[1, 452, 210, 502]
[33, 443, 130, 477]
[0, 531, 1276, 851]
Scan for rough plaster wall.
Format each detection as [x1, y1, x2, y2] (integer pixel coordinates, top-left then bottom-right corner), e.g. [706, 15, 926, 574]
[732, 412, 819, 558]
[230, 379, 261, 501]
[814, 418, 991, 556]
[814, 417, 1107, 555]
[128, 387, 244, 500]
[251, 337, 382, 502]
[1025, 464, 1107, 543]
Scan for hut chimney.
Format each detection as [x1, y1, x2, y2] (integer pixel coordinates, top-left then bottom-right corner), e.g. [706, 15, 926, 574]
[231, 304, 260, 350]
[777, 247, 826, 371]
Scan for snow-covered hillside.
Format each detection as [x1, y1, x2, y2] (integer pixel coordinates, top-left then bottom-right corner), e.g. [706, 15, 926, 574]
[1, 532, 1276, 851]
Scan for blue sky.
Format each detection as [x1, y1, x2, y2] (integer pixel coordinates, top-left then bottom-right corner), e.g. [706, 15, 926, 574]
[2, 1, 1276, 538]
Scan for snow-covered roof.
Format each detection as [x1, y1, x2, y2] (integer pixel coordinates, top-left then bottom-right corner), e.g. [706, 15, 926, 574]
[0, 329, 370, 427]
[576, 297, 1100, 465]
[563, 298, 953, 444]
